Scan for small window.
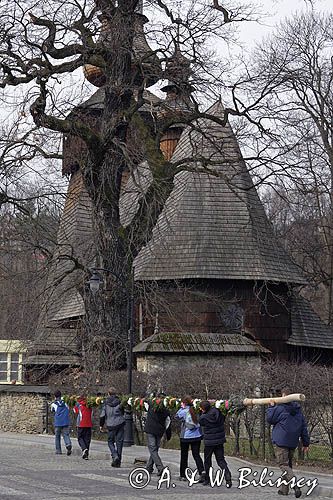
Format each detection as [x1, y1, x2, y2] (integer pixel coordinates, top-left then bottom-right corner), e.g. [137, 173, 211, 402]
[0, 352, 23, 384]
[10, 353, 19, 381]
[0, 353, 8, 381]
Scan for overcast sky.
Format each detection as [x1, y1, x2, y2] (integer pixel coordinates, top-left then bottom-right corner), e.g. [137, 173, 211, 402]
[236, 0, 332, 48]
[0, 0, 332, 196]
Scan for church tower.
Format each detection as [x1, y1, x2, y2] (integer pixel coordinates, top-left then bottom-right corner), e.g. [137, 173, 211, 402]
[27, 5, 333, 377]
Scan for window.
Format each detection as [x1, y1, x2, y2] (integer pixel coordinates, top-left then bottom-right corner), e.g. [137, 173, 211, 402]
[0, 352, 23, 384]
[10, 353, 19, 381]
[0, 353, 7, 381]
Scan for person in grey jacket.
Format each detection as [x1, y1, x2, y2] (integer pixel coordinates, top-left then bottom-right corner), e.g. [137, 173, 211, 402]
[100, 388, 125, 467]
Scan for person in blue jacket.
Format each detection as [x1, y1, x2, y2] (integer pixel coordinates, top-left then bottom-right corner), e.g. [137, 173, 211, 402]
[175, 396, 204, 481]
[50, 389, 72, 456]
[266, 387, 310, 498]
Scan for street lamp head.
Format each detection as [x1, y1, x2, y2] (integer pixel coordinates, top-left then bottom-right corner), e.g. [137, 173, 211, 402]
[89, 271, 103, 294]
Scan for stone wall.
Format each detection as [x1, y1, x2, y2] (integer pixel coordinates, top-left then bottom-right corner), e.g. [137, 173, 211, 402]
[0, 387, 48, 433]
[136, 353, 260, 374]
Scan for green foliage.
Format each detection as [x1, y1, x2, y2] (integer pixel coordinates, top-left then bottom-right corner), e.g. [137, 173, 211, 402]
[62, 393, 245, 415]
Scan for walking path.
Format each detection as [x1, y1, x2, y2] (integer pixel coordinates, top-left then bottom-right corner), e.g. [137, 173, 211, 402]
[0, 432, 332, 499]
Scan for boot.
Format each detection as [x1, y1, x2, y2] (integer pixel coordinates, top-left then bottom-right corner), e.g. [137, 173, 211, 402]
[225, 471, 232, 488]
[198, 472, 206, 483]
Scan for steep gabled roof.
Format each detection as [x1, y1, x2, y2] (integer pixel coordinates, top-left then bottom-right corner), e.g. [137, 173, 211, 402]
[41, 171, 94, 324]
[288, 294, 333, 350]
[124, 101, 305, 284]
[26, 171, 94, 365]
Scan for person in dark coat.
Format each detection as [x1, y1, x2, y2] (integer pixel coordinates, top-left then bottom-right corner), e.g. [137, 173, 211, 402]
[100, 388, 125, 467]
[199, 400, 232, 487]
[144, 395, 171, 476]
[266, 387, 310, 498]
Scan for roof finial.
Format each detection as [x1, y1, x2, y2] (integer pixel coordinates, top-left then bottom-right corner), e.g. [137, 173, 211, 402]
[158, 16, 194, 123]
[161, 19, 193, 95]
[132, 7, 161, 87]
[176, 0, 181, 19]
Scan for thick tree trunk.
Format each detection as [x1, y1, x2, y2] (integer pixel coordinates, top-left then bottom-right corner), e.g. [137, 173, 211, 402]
[82, 148, 133, 372]
[83, 278, 129, 373]
[79, 2, 137, 372]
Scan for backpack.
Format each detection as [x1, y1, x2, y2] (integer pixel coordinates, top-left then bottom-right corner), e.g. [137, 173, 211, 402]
[51, 399, 70, 426]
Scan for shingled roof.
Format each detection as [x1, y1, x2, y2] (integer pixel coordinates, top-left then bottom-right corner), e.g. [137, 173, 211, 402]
[26, 171, 94, 365]
[287, 294, 333, 350]
[32, 328, 80, 353]
[133, 331, 270, 354]
[41, 171, 94, 323]
[25, 354, 81, 366]
[120, 101, 305, 284]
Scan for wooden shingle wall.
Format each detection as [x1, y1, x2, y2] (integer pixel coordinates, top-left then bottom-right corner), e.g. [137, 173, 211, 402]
[29, 88, 161, 368]
[139, 280, 291, 355]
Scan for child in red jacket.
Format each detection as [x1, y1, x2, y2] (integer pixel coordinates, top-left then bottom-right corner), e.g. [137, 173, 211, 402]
[73, 395, 93, 460]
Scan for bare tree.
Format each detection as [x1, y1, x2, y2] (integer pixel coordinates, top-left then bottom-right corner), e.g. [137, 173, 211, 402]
[241, 10, 333, 322]
[0, 195, 60, 343]
[0, 0, 262, 371]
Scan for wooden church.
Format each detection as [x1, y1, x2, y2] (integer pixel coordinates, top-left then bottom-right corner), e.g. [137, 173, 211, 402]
[25, 3, 333, 377]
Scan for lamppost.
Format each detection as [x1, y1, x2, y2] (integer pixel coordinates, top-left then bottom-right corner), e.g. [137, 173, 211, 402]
[88, 267, 135, 446]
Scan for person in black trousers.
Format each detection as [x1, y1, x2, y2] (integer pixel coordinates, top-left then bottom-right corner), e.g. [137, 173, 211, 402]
[73, 395, 93, 460]
[175, 396, 204, 481]
[99, 388, 126, 467]
[199, 400, 232, 487]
